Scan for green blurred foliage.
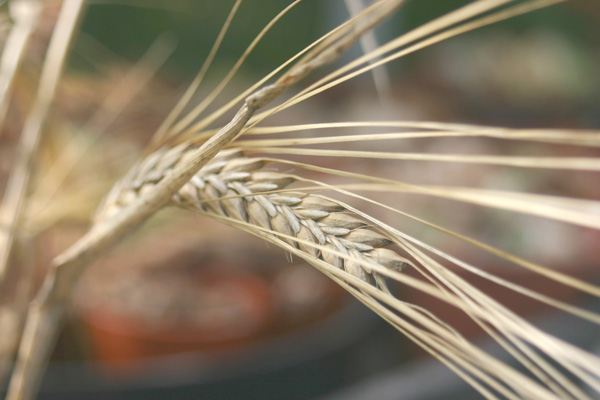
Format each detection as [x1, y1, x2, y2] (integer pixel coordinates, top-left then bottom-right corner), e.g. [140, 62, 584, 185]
[76, 0, 599, 76]
[78, 1, 322, 77]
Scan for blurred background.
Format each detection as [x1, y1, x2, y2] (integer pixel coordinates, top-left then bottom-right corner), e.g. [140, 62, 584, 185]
[1, 0, 599, 399]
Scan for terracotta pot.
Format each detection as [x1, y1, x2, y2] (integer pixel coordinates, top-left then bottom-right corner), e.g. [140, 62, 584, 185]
[78, 269, 273, 375]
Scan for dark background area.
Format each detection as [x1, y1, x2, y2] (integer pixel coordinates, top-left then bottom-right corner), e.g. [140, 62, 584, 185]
[2, 1, 599, 399]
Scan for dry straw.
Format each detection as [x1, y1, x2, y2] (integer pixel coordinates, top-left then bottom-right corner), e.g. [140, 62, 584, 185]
[1, 0, 599, 399]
